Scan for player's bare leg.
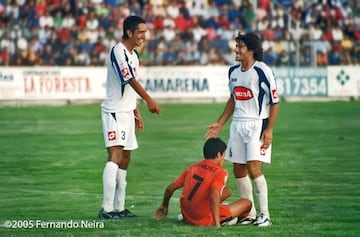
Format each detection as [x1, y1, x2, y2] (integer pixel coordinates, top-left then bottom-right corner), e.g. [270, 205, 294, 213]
[227, 199, 252, 219]
[221, 198, 252, 226]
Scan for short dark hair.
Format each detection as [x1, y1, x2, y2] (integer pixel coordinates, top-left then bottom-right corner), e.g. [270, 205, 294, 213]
[122, 15, 146, 40]
[235, 32, 263, 61]
[203, 137, 227, 159]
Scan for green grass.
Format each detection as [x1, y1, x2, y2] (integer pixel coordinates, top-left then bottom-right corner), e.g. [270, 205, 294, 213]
[0, 101, 359, 237]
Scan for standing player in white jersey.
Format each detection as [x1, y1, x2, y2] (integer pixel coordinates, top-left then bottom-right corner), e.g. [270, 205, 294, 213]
[99, 15, 161, 219]
[205, 32, 279, 227]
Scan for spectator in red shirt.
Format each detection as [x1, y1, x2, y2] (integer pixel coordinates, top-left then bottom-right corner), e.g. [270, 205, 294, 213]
[174, 12, 189, 32]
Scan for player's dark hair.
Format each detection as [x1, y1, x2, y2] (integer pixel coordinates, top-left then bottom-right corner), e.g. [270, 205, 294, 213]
[235, 32, 263, 61]
[122, 15, 146, 40]
[203, 138, 227, 159]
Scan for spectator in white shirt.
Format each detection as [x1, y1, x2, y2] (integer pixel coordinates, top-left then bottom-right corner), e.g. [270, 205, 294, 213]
[39, 10, 54, 28]
[86, 11, 99, 31]
[62, 12, 76, 29]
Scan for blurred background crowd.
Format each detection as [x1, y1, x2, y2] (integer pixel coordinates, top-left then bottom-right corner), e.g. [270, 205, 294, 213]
[0, 0, 359, 67]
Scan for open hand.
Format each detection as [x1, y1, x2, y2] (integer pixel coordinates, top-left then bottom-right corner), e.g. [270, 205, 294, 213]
[154, 206, 168, 221]
[205, 123, 222, 139]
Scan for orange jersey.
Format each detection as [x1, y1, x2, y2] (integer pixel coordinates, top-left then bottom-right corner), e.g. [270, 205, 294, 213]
[173, 159, 229, 226]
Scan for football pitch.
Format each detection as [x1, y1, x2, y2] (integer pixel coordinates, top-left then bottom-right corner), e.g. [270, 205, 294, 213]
[0, 101, 359, 237]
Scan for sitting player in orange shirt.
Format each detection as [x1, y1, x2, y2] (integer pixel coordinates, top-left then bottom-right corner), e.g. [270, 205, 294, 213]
[154, 137, 252, 227]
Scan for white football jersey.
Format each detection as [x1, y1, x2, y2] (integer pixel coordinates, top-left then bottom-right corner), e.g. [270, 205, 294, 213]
[101, 42, 139, 112]
[228, 61, 279, 120]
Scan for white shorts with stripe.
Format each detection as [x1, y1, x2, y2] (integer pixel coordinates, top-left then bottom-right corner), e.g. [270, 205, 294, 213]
[225, 119, 272, 164]
[101, 110, 138, 150]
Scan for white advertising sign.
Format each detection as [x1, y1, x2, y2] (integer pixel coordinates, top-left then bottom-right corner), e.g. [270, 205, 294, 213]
[1, 66, 359, 103]
[138, 66, 229, 99]
[328, 66, 360, 97]
[0, 67, 106, 100]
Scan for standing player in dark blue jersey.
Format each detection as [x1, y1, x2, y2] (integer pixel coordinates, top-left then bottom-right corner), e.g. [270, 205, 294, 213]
[206, 32, 279, 227]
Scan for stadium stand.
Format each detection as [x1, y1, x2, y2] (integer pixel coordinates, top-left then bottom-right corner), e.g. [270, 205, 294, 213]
[0, 0, 358, 67]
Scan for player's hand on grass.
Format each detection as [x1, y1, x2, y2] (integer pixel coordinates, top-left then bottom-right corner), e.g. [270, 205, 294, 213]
[154, 206, 168, 221]
[205, 123, 222, 139]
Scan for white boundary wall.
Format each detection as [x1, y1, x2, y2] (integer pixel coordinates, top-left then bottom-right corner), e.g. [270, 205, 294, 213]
[0, 66, 359, 106]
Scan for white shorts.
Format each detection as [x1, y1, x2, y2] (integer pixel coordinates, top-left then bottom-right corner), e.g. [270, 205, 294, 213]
[101, 110, 138, 150]
[225, 119, 272, 164]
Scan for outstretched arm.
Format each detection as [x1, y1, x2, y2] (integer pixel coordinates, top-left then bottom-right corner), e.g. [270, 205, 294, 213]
[205, 96, 234, 139]
[154, 183, 179, 221]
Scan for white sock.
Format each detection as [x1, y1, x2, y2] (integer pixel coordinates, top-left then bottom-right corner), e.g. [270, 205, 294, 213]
[101, 161, 118, 212]
[236, 176, 256, 217]
[254, 175, 270, 217]
[114, 168, 127, 212]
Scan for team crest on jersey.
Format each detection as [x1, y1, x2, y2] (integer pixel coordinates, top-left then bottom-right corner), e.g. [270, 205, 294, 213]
[260, 145, 266, 156]
[108, 131, 116, 141]
[234, 86, 254, 100]
[272, 89, 278, 99]
[121, 67, 130, 78]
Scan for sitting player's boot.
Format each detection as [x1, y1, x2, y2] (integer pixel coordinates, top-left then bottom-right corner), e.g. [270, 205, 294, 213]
[221, 217, 238, 226]
[238, 216, 256, 225]
[254, 213, 271, 227]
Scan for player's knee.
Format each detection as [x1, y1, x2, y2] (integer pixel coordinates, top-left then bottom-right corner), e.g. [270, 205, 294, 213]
[233, 164, 247, 177]
[248, 170, 262, 179]
[247, 199, 252, 209]
[247, 164, 262, 179]
[243, 199, 252, 212]
[108, 156, 120, 165]
[107, 147, 126, 165]
[107, 152, 122, 164]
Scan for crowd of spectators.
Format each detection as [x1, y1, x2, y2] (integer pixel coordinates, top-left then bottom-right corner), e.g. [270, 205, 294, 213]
[0, 0, 359, 67]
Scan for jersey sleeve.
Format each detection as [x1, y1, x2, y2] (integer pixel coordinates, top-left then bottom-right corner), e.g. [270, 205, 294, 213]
[110, 45, 135, 85]
[228, 64, 241, 95]
[173, 167, 189, 188]
[262, 64, 279, 104]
